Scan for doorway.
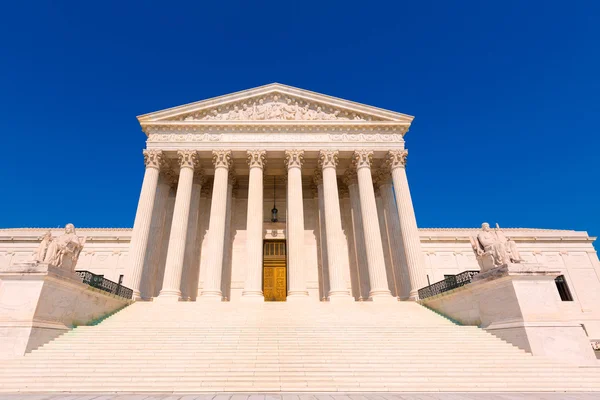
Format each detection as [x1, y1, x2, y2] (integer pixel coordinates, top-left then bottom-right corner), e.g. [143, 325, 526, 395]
[263, 240, 287, 301]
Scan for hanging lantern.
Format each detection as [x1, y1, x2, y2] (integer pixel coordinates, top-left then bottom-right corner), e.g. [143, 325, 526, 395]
[271, 176, 278, 222]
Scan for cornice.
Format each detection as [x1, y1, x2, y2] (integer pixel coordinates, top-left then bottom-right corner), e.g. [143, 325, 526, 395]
[137, 83, 414, 124]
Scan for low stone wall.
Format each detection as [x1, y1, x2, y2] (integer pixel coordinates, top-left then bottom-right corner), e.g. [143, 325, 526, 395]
[0, 263, 131, 359]
[421, 263, 597, 366]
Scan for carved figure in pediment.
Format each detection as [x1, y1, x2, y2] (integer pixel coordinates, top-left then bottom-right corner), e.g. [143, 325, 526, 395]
[295, 102, 308, 120]
[227, 105, 241, 120]
[253, 98, 269, 120]
[205, 109, 220, 120]
[39, 224, 86, 271]
[269, 96, 283, 119]
[241, 103, 253, 119]
[282, 98, 296, 120]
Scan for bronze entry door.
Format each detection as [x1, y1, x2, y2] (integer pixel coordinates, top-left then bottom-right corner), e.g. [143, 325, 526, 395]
[263, 240, 287, 301]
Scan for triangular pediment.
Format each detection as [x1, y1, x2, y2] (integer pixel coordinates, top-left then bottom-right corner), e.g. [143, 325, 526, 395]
[137, 83, 414, 124]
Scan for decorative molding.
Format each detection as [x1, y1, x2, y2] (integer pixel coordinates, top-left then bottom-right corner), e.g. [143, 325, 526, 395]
[352, 150, 373, 170]
[146, 131, 406, 142]
[143, 150, 164, 169]
[247, 150, 267, 169]
[212, 150, 232, 169]
[386, 149, 408, 170]
[177, 150, 200, 169]
[284, 150, 305, 169]
[318, 150, 339, 169]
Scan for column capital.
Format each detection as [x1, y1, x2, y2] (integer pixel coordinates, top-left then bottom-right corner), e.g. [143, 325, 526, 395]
[313, 169, 323, 186]
[352, 150, 373, 170]
[343, 168, 358, 186]
[284, 150, 304, 169]
[386, 149, 408, 170]
[177, 150, 200, 170]
[143, 149, 164, 170]
[228, 168, 238, 188]
[318, 150, 339, 169]
[339, 184, 350, 199]
[212, 150, 232, 170]
[247, 150, 267, 169]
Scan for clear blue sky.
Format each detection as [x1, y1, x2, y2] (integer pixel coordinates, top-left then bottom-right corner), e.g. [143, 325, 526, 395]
[1, 1, 598, 242]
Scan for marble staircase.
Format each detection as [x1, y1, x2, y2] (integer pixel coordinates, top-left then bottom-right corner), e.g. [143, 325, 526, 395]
[1, 301, 599, 392]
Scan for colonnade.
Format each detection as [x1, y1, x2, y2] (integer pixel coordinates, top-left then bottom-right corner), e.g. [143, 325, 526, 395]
[126, 148, 427, 302]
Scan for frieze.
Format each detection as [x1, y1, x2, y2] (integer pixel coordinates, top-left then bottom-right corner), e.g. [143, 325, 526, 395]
[173, 94, 376, 122]
[147, 132, 404, 143]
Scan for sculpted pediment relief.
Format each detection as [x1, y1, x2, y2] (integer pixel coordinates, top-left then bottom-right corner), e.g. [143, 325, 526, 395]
[175, 93, 376, 122]
[138, 84, 414, 125]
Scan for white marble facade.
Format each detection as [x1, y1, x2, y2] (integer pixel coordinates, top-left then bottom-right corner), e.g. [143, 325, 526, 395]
[1, 84, 599, 335]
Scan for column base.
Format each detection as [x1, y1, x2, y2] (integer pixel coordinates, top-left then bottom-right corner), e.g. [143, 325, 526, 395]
[369, 291, 397, 303]
[287, 292, 310, 302]
[328, 294, 355, 304]
[241, 293, 264, 302]
[198, 292, 223, 302]
[155, 294, 181, 303]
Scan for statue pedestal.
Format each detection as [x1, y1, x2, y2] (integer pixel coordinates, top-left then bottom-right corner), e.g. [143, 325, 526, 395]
[0, 262, 130, 359]
[422, 263, 597, 366]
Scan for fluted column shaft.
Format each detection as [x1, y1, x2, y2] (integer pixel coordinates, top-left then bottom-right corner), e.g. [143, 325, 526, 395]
[201, 151, 232, 300]
[158, 151, 199, 301]
[387, 150, 427, 300]
[140, 175, 171, 299]
[353, 150, 392, 299]
[377, 175, 410, 300]
[319, 150, 352, 300]
[285, 150, 308, 298]
[314, 171, 330, 300]
[345, 171, 370, 300]
[243, 151, 266, 299]
[181, 173, 203, 300]
[126, 150, 163, 299]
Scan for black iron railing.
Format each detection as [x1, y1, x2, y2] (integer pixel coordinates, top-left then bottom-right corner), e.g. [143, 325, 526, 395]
[418, 270, 480, 300]
[75, 270, 133, 300]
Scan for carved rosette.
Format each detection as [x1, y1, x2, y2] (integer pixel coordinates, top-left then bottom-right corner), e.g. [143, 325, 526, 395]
[313, 169, 323, 186]
[386, 149, 408, 170]
[318, 150, 339, 170]
[352, 150, 373, 170]
[212, 150, 232, 169]
[247, 150, 267, 169]
[143, 149, 164, 169]
[284, 150, 304, 169]
[177, 150, 200, 170]
[343, 169, 358, 186]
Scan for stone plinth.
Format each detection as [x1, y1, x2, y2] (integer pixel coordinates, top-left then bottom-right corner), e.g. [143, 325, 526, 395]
[421, 263, 597, 366]
[0, 262, 131, 359]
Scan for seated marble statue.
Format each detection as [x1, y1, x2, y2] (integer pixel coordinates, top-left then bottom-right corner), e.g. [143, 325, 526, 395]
[470, 222, 522, 272]
[34, 224, 86, 271]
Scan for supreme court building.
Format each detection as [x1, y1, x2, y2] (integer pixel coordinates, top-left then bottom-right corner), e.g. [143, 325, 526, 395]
[128, 83, 425, 303]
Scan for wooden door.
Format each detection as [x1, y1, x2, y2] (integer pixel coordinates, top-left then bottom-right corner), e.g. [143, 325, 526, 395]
[263, 241, 287, 301]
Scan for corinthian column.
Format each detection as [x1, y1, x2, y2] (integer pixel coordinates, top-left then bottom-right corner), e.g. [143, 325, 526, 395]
[376, 170, 410, 300]
[158, 150, 200, 302]
[386, 150, 427, 300]
[242, 150, 266, 300]
[343, 169, 370, 300]
[126, 149, 164, 300]
[318, 150, 353, 302]
[285, 150, 309, 299]
[200, 150, 232, 301]
[352, 150, 393, 300]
